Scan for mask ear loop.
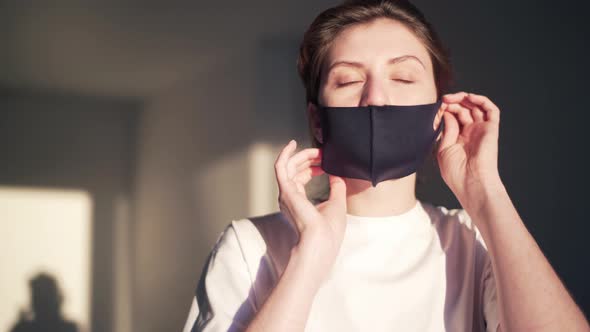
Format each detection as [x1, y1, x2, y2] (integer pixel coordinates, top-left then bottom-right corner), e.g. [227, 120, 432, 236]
[419, 99, 445, 185]
[434, 98, 445, 141]
[431, 99, 445, 166]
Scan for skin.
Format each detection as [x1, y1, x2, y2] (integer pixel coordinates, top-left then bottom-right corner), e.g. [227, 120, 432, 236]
[245, 17, 590, 332]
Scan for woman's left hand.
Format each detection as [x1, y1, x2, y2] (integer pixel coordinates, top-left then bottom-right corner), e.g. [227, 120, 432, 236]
[436, 91, 503, 201]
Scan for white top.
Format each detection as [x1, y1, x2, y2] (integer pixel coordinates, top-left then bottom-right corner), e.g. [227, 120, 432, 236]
[183, 199, 500, 332]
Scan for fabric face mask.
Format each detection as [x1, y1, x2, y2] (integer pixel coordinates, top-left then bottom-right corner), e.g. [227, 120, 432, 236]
[317, 99, 443, 187]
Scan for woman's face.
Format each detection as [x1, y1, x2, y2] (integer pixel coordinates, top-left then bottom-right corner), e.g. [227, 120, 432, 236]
[310, 17, 442, 144]
[318, 17, 438, 107]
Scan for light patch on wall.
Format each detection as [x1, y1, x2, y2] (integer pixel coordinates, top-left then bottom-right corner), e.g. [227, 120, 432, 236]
[248, 142, 280, 216]
[193, 143, 282, 235]
[248, 142, 328, 214]
[0, 186, 92, 332]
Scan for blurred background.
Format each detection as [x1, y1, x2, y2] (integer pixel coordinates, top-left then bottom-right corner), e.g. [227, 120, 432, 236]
[0, 1, 588, 331]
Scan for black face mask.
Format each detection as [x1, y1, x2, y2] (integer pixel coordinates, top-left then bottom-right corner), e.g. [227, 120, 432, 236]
[317, 99, 443, 187]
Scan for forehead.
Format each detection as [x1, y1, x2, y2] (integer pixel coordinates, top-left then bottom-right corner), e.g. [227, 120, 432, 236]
[324, 18, 432, 73]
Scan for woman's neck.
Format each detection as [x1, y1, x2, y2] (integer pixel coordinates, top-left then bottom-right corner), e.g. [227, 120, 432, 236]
[344, 173, 417, 217]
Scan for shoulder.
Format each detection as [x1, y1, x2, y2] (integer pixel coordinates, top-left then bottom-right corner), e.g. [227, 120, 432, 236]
[420, 201, 476, 229]
[215, 210, 299, 277]
[419, 200, 490, 254]
[188, 211, 298, 329]
[420, 201, 493, 298]
[231, 210, 299, 248]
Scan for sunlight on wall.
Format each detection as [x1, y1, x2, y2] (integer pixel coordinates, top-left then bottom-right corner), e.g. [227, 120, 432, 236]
[0, 186, 92, 332]
[195, 142, 325, 228]
[193, 143, 282, 241]
[248, 143, 280, 216]
[248, 142, 328, 214]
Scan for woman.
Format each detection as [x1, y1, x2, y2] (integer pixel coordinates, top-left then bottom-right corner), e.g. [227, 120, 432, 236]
[183, 1, 590, 331]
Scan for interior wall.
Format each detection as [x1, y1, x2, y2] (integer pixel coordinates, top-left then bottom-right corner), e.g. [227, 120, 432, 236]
[133, 33, 311, 330]
[0, 89, 140, 332]
[0, 2, 588, 331]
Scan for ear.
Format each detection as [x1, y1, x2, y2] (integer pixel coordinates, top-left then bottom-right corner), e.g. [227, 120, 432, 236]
[307, 101, 323, 144]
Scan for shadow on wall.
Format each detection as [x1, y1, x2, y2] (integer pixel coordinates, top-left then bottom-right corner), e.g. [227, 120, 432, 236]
[0, 89, 139, 332]
[9, 273, 79, 332]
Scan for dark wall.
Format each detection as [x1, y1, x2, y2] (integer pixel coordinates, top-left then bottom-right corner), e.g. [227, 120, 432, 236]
[415, 0, 590, 316]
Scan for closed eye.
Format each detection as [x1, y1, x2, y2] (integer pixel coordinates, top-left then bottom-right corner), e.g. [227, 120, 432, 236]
[392, 79, 414, 84]
[337, 81, 363, 87]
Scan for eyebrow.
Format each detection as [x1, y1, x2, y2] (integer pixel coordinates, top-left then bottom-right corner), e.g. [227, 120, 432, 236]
[326, 55, 425, 76]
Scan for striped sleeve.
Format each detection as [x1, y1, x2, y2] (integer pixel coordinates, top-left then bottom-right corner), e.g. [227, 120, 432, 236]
[183, 224, 257, 332]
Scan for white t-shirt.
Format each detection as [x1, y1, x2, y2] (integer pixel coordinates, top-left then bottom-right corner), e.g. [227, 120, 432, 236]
[183, 199, 500, 332]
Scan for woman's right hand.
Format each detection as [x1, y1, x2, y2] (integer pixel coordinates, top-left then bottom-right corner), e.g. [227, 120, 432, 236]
[274, 139, 348, 280]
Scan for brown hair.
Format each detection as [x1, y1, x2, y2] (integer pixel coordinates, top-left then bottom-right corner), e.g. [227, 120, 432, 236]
[296, 0, 454, 196]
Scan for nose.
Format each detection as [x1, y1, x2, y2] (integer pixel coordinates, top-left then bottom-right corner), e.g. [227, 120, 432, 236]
[360, 76, 390, 107]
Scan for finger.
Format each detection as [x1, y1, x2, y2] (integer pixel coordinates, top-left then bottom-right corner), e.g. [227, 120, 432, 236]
[295, 181, 306, 196]
[439, 111, 459, 152]
[459, 99, 485, 123]
[293, 166, 325, 185]
[295, 154, 322, 172]
[295, 158, 322, 174]
[466, 93, 500, 123]
[442, 91, 468, 103]
[274, 140, 297, 192]
[287, 148, 321, 178]
[287, 149, 319, 179]
[445, 103, 474, 126]
[328, 174, 347, 204]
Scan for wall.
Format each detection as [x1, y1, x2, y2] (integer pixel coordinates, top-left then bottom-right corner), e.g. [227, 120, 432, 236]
[0, 89, 140, 332]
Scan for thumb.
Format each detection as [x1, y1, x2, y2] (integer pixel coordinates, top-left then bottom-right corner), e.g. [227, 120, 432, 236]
[328, 174, 346, 204]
